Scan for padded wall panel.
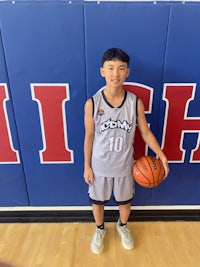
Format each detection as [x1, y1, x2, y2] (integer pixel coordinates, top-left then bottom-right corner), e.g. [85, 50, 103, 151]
[0, 31, 29, 206]
[84, 2, 170, 205]
[151, 3, 200, 205]
[0, 2, 87, 205]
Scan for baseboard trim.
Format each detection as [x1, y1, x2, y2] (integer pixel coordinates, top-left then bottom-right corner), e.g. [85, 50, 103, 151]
[0, 209, 199, 223]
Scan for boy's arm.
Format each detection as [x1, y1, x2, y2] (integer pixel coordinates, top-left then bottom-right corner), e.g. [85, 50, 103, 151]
[84, 99, 95, 185]
[137, 98, 169, 178]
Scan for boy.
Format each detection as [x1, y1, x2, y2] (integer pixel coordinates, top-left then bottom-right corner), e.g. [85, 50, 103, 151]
[84, 48, 169, 254]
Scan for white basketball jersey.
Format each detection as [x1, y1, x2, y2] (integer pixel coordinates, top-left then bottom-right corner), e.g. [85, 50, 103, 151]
[91, 89, 137, 177]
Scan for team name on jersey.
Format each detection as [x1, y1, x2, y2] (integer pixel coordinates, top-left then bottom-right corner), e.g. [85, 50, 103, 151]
[99, 119, 133, 133]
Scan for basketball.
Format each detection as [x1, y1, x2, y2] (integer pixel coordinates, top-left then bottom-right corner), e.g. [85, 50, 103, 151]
[133, 156, 165, 188]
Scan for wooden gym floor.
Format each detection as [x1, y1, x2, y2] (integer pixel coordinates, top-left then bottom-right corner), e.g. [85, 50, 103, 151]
[0, 221, 199, 267]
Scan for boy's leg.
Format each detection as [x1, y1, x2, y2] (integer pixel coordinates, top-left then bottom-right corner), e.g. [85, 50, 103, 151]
[92, 204, 104, 226]
[119, 202, 131, 224]
[117, 202, 134, 250]
[89, 176, 113, 254]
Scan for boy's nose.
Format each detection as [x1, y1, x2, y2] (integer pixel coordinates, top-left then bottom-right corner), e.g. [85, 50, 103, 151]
[113, 68, 119, 75]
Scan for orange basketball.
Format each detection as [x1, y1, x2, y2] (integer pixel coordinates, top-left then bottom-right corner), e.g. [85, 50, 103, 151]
[133, 156, 165, 188]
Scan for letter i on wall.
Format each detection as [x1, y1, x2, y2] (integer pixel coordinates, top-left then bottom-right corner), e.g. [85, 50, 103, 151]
[31, 83, 74, 164]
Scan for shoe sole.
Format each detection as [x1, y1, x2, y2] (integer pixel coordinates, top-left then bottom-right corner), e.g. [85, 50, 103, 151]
[91, 245, 104, 254]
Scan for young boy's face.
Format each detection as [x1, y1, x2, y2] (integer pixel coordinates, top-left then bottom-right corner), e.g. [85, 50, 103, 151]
[100, 59, 130, 89]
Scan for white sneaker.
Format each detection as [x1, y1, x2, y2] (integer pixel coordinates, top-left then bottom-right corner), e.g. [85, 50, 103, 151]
[91, 228, 106, 254]
[117, 220, 134, 250]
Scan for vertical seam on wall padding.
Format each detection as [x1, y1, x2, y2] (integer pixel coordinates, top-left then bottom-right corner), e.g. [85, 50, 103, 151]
[83, 3, 89, 100]
[156, 3, 171, 139]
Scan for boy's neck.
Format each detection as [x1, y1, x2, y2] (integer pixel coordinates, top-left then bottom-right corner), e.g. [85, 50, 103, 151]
[103, 87, 125, 108]
[104, 86, 124, 98]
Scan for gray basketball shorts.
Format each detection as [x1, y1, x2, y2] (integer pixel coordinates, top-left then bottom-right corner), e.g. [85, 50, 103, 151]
[88, 175, 135, 205]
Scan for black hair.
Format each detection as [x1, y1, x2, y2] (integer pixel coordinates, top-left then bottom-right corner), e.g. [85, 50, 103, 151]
[102, 48, 130, 66]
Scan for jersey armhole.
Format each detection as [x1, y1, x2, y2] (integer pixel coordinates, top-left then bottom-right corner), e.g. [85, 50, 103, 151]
[136, 96, 138, 118]
[91, 97, 94, 117]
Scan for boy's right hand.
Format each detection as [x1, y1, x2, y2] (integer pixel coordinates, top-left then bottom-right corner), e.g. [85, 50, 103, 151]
[84, 167, 94, 186]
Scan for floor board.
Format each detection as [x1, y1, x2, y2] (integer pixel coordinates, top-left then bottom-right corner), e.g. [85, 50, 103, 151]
[0, 221, 199, 267]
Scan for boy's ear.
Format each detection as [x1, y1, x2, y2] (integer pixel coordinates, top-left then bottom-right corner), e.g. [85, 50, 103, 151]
[100, 67, 105, 77]
[126, 68, 130, 77]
